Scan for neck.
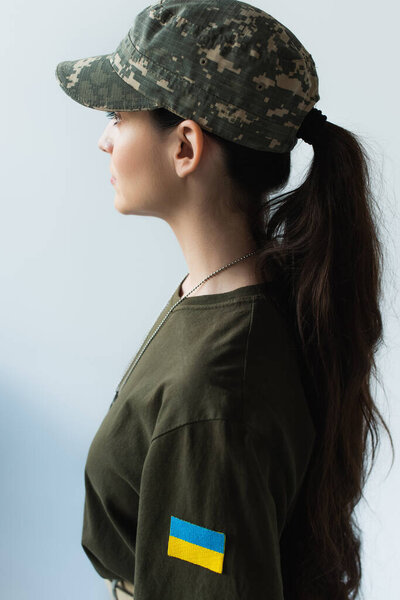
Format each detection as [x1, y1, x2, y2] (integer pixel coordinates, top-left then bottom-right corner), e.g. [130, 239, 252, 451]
[167, 214, 266, 297]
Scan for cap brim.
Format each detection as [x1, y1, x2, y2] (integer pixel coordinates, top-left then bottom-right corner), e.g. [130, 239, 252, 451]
[55, 52, 159, 112]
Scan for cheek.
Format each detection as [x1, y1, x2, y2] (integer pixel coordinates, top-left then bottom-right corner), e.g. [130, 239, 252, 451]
[114, 138, 162, 191]
[112, 122, 149, 174]
[112, 129, 165, 201]
[113, 139, 140, 179]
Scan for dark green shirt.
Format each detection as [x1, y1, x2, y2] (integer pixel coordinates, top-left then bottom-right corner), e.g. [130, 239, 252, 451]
[81, 276, 316, 599]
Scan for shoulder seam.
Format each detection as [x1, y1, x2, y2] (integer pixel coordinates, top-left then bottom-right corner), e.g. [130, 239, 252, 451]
[150, 417, 244, 444]
[149, 415, 289, 447]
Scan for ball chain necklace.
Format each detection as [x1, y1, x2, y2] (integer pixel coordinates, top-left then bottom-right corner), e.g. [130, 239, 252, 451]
[109, 248, 261, 409]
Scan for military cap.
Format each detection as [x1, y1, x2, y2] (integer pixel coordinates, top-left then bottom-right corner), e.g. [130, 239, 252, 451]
[55, 0, 320, 152]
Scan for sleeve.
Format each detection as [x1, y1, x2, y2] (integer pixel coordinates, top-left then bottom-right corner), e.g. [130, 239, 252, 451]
[133, 418, 285, 600]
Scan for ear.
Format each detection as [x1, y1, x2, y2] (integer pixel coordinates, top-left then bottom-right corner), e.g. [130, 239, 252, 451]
[173, 120, 204, 179]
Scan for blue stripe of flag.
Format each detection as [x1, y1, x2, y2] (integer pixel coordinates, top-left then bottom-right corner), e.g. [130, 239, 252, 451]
[170, 516, 225, 553]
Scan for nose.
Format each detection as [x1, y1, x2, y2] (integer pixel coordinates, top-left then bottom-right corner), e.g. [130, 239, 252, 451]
[98, 134, 113, 153]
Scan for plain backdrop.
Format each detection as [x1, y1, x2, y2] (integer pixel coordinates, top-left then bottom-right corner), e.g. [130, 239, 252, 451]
[1, 0, 399, 598]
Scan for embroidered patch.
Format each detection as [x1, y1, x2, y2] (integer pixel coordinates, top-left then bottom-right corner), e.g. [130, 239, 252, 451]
[167, 515, 226, 573]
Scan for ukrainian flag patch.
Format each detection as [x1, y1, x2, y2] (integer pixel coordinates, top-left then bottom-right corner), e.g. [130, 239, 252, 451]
[167, 515, 226, 574]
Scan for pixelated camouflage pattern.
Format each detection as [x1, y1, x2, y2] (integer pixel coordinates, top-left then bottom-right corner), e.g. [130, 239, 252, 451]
[55, 0, 320, 152]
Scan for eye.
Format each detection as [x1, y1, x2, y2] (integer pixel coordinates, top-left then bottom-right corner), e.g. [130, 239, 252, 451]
[106, 111, 121, 125]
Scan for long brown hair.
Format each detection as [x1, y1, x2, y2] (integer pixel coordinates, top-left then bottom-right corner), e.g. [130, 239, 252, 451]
[148, 107, 394, 599]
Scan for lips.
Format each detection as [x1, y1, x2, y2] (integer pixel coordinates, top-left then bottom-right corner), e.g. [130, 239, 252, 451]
[111, 175, 116, 184]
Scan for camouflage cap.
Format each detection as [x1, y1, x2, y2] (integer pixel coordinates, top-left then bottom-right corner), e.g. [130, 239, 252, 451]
[55, 0, 320, 153]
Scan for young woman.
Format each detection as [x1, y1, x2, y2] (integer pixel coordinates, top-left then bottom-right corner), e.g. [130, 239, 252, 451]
[55, 1, 392, 598]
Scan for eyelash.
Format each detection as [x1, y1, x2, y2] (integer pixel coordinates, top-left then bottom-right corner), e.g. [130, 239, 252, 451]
[106, 111, 121, 125]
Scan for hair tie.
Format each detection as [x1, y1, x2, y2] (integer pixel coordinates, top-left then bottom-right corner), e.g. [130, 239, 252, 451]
[296, 108, 328, 145]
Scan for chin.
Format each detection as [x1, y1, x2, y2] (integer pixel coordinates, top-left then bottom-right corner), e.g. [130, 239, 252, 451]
[115, 204, 132, 215]
[114, 194, 130, 215]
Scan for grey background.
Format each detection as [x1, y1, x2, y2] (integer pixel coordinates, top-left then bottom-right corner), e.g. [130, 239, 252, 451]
[1, 0, 399, 598]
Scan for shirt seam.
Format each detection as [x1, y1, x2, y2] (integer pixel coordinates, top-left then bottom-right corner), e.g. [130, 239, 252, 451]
[150, 417, 246, 444]
[149, 414, 283, 447]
